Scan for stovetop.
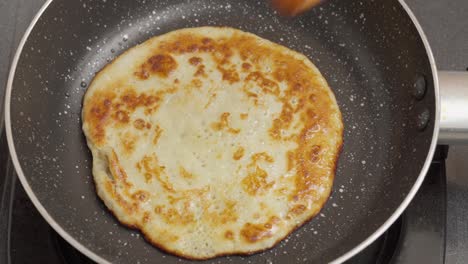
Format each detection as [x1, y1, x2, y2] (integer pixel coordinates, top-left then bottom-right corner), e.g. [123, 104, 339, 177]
[1, 0, 467, 263]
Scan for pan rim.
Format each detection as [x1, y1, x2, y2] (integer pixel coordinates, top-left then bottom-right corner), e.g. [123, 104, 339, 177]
[3, 0, 440, 263]
[332, 0, 440, 262]
[3, 0, 111, 263]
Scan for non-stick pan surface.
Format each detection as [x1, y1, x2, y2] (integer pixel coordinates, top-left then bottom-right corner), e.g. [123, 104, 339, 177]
[6, 0, 437, 263]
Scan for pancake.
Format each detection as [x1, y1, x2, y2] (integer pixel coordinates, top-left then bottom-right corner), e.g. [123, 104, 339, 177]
[82, 27, 343, 259]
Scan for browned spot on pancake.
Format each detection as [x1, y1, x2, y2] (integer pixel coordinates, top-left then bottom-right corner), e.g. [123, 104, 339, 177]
[153, 125, 162, 145]
[104, 180, 137, 214]
[154, 203, 196, 226]
[218, 66, 239, 84]
[287, 150, 295, 171]
[205, 200, 238, 225]
[211, 112, 240, 134]
[195, 65, 206, 77]
[133, 118, 146, 130]
[204, 92, 217, 109]
[191, 78, 203, 88]
[240, 216, 280, 243]
[142, 211, 151, 223]
[288, 204, 307, 216]
[251, 152, 274, 163]
[291, 134, 328, 201]
[245, 71, 279, 95]
[121, 131, 137, 155]
[104, 88, 176, 123]
[158, 229, 180, 243]
[220, 200, 238, 224]
[242, 62, 252, 71]
[243, 90, 258, 99]
[119, 89, 161, 111]
[224, 230, 234, 240]
[131, 190, 150, 202]
[180, 167, 195, 179]
[269, 103, 294, 140]
[168, 187, 209, 205]
[138, 154, 173, 192]
[242, 153, 275, 195]
[233, 147, 245, 160]
[189, 56, 202, 66]
[113, 110, 130, 124]
[83, 90, 116, 146]
[289, 111, 333, 203]
[108, 150, 133, 188]
[275, 187, 289, 196]
[241, 79, 266, 106]
[135, 54, 177, 79]
[242, 165, 273, 195]
[202, 37, 213, 45]
[309, 145, 322, 163]
[160, 34, 214, 54]
[154, 205, 163, 214]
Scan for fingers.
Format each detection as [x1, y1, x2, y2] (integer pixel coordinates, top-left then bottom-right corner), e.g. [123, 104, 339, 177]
[271, 0, 322, 16]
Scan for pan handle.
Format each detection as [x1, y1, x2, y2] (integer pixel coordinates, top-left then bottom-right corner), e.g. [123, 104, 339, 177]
[438, 71, 468, 144]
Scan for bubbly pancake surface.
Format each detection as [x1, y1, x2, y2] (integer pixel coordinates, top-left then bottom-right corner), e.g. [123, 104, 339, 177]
[82, 27, 343, 259]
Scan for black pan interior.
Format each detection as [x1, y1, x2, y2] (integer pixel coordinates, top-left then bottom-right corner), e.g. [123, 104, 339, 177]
[9, 0, 435, 263]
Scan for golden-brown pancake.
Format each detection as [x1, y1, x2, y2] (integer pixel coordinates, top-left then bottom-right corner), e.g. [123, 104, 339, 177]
[82, 27, 343, 259]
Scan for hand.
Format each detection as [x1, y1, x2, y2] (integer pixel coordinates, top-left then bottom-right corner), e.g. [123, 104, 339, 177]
[271, 0, 322, 16]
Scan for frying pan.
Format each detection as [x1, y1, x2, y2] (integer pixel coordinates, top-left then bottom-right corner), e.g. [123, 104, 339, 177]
[4, 0, 468, 263]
